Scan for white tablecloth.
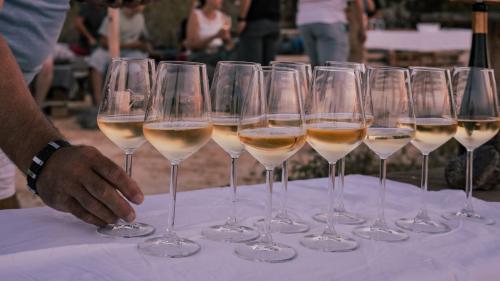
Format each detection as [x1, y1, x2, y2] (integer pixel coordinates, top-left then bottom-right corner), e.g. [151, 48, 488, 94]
[366, 29, 471, 52]
[1, 175, 500, 281]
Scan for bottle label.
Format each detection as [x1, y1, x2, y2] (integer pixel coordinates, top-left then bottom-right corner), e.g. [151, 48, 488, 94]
[473, 11, 488, 34]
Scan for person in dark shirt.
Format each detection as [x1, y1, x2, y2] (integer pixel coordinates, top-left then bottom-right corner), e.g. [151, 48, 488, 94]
[74, 3, 107, 55]
[236, 0, 280, 65]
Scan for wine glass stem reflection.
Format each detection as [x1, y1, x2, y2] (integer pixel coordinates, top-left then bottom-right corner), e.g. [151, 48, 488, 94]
[326, 163, 338, 234]
[280, 161, 288, 216]
[227, 157, 238, 225]
[125, 153, 133, 177]
[418, 154, 429, 218]
[376, 158, 387, 226]
[336, 158, 346, 212]
[263, 168, 274, 244]
[464, 150, 475, 213]
[167, 164, 178, 234]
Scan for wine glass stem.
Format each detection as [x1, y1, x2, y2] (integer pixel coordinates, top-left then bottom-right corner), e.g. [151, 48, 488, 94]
[263, 168, 274, 244]
[167, 164, 178, 234]
[336, 158, 346, 212]
[464, 150, 475, 213]
[325, 162, 338, 235]
[280, 161, 288, 216]
[417, 154, 429, 219]
[125, 153, 133, 177]
[376, 158, 387, 226]
[226, 157, 238, 225]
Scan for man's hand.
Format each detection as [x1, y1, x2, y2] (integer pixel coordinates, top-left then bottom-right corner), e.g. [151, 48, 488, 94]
[36, 145, 144, 226]
[237, 21, 246, 35]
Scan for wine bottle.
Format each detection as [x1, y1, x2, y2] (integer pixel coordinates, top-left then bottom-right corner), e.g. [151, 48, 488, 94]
[468, 2, 489, 67]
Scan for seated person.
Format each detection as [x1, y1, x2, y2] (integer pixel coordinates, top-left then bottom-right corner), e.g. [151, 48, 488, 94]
[87, 5, 153, 105]
[186, 0, 233, 79]
[73, 3, 107, 55]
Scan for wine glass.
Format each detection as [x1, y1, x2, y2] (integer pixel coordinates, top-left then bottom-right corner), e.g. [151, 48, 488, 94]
[396, 67, 456, 233]
[235, 67, 306, 262]
[299, 66, 364, 252]
[443, 67, 499, 225]
[310, 60, 367, 225]
[201, 61, 260, 243]
[253, 61, 312, 234]
[138, 61, 213, 257]
[353, 66, 415, 242]
[96, 58, 156, 238]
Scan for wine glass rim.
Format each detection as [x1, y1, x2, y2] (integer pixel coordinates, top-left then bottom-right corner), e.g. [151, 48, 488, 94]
[270, 61, 311, 67]
[261, 66, 300, 74]
[158, 61, 206, 68]
[111, 57, 153, 63]
[325, 61, 365, 67]
[367, 66, 408, 72]
[409, 66, 449, 72]
[217, 61, 260, 66]
[315, 66, 356, 73]
[453, 66, 495, 72]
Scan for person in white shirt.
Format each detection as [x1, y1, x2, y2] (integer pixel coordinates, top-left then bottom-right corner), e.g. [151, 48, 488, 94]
[186, 0, 233, 79]
[297, 0, 364, 66]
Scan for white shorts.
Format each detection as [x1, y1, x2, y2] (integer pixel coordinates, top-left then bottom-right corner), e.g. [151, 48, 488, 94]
[86, 48, 148, 73]
[0, 149, 16, 200]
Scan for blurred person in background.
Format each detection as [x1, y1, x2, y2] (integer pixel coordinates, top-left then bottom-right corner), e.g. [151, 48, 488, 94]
[87, 5, 153, 106]
[348, 0, 377, 62]
[0, 0, 149, 226]
[32, 56, 54, 107]
[236, 0, 280, 65]
[186, 0, 233, 79]
[297, 0, 364, 66]
[73, 2, 107, 56]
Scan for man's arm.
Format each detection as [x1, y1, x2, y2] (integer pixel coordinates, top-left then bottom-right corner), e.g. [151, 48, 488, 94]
[0, 34, 143, 226]
[237, 0, 251, 34]
[75, 16, 97, 47]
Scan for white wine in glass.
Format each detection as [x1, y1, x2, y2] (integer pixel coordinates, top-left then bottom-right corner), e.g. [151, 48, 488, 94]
[97, 58, 155, 238]
[443, 67, 500, 225]
[138, 61, 212, 257]
[300, 66, 364, 252]
[234, 67, 305, 263]
[353, 66, 415, 242]
[202, 61, 259, 243]
[396, 67, 457, 234]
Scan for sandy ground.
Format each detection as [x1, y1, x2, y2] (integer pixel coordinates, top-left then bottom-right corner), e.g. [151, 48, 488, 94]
[15, 116, 312, 208]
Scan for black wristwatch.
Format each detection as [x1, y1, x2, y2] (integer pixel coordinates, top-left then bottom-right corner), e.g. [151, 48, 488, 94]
[27, 140, 72, 195]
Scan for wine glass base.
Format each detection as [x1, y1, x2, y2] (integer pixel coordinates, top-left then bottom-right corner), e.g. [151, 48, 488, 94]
[254, 214, 310, 234]
[137, 234, 201, 258]
[442, 210, 495, 225]
[353, 224, 409, 242]
[395, 217, 451, 234]
[202, 224, 259, 243]
[312, 211, 366, 225]
[300, 232, 358, 252]
[234, 240, 297, 263]
[97, 222, 155, 238]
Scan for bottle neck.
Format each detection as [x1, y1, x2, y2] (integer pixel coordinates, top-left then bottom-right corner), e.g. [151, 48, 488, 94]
[472, 9, 487, 34]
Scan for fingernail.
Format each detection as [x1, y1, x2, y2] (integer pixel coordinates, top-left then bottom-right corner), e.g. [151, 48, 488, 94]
[132, 193, 144, 204]
[126, 211, 136, 222]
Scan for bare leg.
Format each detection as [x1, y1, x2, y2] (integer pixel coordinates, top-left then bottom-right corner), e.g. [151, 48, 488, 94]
[34, 57, 54, 106]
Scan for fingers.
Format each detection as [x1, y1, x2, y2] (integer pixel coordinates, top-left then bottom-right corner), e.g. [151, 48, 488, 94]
[82, 172, 136, 223]
[90, 151, 144, 205]
[71, 183, 120, 225]
[66, 198, 107, 227]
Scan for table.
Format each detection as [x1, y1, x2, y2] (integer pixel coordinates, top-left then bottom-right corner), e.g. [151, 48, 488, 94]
[366, 29, 471, 52]
[1, 175, 500, 281]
